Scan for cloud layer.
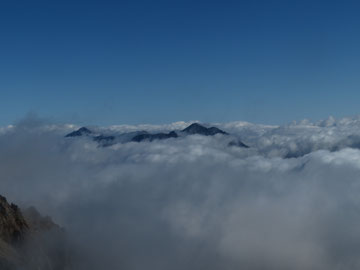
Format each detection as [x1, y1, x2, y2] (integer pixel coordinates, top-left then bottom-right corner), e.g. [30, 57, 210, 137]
[2, 116, 360, 269]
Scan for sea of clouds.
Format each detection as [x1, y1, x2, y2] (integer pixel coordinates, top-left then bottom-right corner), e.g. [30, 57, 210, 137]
[2, 115, 360, 269]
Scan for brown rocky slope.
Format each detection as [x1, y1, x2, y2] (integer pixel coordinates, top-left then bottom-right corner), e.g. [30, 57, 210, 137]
[0, 195, 71, 270]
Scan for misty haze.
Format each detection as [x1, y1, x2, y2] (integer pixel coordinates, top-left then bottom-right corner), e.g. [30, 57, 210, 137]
[2, 116, 360, 269]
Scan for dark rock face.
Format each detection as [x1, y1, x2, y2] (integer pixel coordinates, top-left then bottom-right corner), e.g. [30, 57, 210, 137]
[65, 127, 92, 137]
[131, 131, 178, 142]
[0, 195, 70, 270]
[0, 195, 28, 245]
[182, 123, 228, 136]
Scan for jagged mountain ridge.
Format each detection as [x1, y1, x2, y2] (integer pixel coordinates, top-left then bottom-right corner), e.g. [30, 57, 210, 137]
[182, 123, 228, 136]
[65, 122, 249, 148]
[0, 195, 70, 270]
[0, 195, 28, 245]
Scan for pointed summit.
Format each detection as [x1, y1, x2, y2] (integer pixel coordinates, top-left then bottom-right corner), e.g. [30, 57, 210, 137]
[182, 123, 228, 136]
[65, 127, 92, 137]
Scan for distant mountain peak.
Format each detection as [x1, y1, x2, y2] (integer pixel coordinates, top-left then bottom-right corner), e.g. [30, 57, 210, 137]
[182, 123, 228, 136]
[65, 127, 92, 137]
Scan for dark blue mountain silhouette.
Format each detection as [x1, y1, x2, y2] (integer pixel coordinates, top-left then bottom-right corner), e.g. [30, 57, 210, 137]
[182, 123, 228, 136]
[131, 131, 178, 142]
[65, 127, 92, 137]
[65, 123, 248, 148]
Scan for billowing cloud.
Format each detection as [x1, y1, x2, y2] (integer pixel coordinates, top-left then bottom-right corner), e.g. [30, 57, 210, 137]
[2, 115, 360, 269]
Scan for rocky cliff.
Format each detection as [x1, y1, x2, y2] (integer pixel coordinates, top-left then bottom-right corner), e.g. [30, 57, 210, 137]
[0, 195, 70, 270]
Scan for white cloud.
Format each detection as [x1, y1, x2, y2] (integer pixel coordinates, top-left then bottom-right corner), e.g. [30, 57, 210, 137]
[2, 116, 360, 269]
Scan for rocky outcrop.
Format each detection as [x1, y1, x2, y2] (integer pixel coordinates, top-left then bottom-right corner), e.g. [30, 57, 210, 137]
[0, 195, 70, 270]
[0, 195, 28, 245]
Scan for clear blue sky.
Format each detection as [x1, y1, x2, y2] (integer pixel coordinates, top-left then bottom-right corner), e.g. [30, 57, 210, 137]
[1, 0, 360, 126]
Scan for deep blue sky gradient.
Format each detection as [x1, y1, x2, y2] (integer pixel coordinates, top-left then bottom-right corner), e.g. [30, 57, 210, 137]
[1, 0, 360, 126]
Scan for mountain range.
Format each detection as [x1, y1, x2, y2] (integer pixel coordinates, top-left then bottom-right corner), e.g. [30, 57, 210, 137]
[65, 123, 249, 148]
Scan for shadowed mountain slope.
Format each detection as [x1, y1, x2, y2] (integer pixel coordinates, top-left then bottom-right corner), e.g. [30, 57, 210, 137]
[131, 131, 178, 142]
[0, 195, 70, 270]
